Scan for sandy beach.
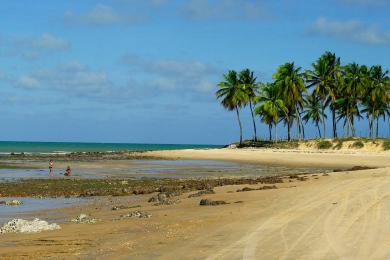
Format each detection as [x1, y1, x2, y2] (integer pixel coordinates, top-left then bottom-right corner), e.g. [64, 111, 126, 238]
[0, 148, 389, 259]
[145, 148, 390, 168]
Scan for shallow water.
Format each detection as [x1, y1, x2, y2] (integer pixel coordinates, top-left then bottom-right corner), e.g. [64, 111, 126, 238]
[0, 197, 87, 223]
[0, 160, 331, 181]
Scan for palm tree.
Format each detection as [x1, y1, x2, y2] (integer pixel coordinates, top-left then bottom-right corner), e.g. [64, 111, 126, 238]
[216, 70, 247, 145]
[362, 65, 390, 138]
[273, 62, 306, 140]
[375, 102, 390, 137]
[338, 63, 367, 136]
[255, 83, 287, 141]
[335, 96, 362, 137]
[239, 69, 258, 142]
[302, 94, 326, 138]
[305, 52, 341, 138]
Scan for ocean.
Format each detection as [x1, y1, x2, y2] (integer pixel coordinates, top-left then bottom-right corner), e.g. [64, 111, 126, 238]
[0, 141, 222, 154]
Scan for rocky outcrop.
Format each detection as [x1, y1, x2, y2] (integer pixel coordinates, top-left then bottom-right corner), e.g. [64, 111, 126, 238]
[0, 218, 60, 234]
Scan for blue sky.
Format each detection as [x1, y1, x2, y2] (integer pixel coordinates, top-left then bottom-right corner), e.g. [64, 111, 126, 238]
[0, 0, 389, 144]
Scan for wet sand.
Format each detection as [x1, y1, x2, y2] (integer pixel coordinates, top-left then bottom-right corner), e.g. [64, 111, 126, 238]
[0, 149, 389, 259]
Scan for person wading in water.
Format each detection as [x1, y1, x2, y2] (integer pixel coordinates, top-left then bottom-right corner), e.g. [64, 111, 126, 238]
[64, 166, 72, 176]
[49, 160, 53, 177]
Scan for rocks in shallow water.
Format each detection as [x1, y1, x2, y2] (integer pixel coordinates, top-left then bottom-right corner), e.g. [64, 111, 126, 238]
[188, 189, 215, 198]
[236, 185, 277, 192]
[199, 199, 227, 206]
[120, 211, 151, 219]
[71, 214, 97, 224]
[3, 200, 23, 206]
[0, 218, 60, 234]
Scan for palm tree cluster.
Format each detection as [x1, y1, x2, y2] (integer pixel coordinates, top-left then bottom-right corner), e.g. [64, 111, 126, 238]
[216, 52, 390, 145]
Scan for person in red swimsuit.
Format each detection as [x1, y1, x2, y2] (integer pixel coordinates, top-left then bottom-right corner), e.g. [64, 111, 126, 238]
[49, 160, 53, 177]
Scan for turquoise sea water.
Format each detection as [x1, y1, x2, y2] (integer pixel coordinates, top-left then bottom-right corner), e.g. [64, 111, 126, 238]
[0, 141, 222, 154]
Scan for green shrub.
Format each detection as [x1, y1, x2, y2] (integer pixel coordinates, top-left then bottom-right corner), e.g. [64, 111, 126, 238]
[317, 140, 332, 149]
[352, 141, 364, 149]
[383, 140, 390, 150]
[333, 140, 343, 150]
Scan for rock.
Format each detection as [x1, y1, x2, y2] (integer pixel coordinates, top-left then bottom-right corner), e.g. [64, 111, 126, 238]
[112, 205, 141, 211]
[188, 189, 215, 198]
[236, 185, 277, 192]
[236, 187, 255, 192]
[0, 218, 60, 234]
[199, 199, 227, 206]
[260, 185, 277, 190]
[5, 200, 23, 206]
[148, 193, 178, 205]
[120, 211, 151, 218]
[71, 214, 97, 224]
[0, 201, 5, 205]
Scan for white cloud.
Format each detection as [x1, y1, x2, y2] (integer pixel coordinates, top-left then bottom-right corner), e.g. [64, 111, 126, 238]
[15, 33, 70, 52]
[309, 17, 390, 45]
[14, 61, 113, 98]
[338, 0, 389, 6]
[180, 0, 269, 21]
[16, 75, 41, 89]
[0, 33, 70, 61]
[121, 55, 218, 96]
[64, 4, 144, 26]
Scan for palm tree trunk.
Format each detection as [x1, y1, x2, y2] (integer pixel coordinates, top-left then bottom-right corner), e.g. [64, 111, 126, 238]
[322, 101, 326, 138]
[368, 115, 372, 139]
[331, 100, 337, 138]
[275, 123, 278, 142]
[287, 120, 291, 141]
[268, 124, 272, 141]
[317, 123, 322, 138]
[376, 117, 379, 138]
[370, 105, 378, 138]
[295, 105, 303, 140]
[236, 106, 243, 145]
[249, 101, 257, 142]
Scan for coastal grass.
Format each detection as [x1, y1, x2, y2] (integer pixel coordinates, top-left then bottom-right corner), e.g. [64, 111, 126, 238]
[383, 139, 390, 150]
[233, 138, 390, 151]
[317, 140, 333, 149]
[351, 140, 364, 149]
[235, 140, 299, 149]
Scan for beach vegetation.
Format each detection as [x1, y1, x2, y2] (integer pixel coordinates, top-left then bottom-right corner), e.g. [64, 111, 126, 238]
[317, 140, 333, 149]
[216, 51, 390, 145]
[352, 141, 364, 149]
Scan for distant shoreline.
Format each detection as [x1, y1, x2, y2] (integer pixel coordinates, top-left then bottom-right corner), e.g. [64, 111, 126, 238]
[0, 141, 222, 155]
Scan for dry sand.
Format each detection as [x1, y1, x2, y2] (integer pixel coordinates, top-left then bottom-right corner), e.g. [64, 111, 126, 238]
[0, 149, 389, 259]
[145, 148, 390, 168]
